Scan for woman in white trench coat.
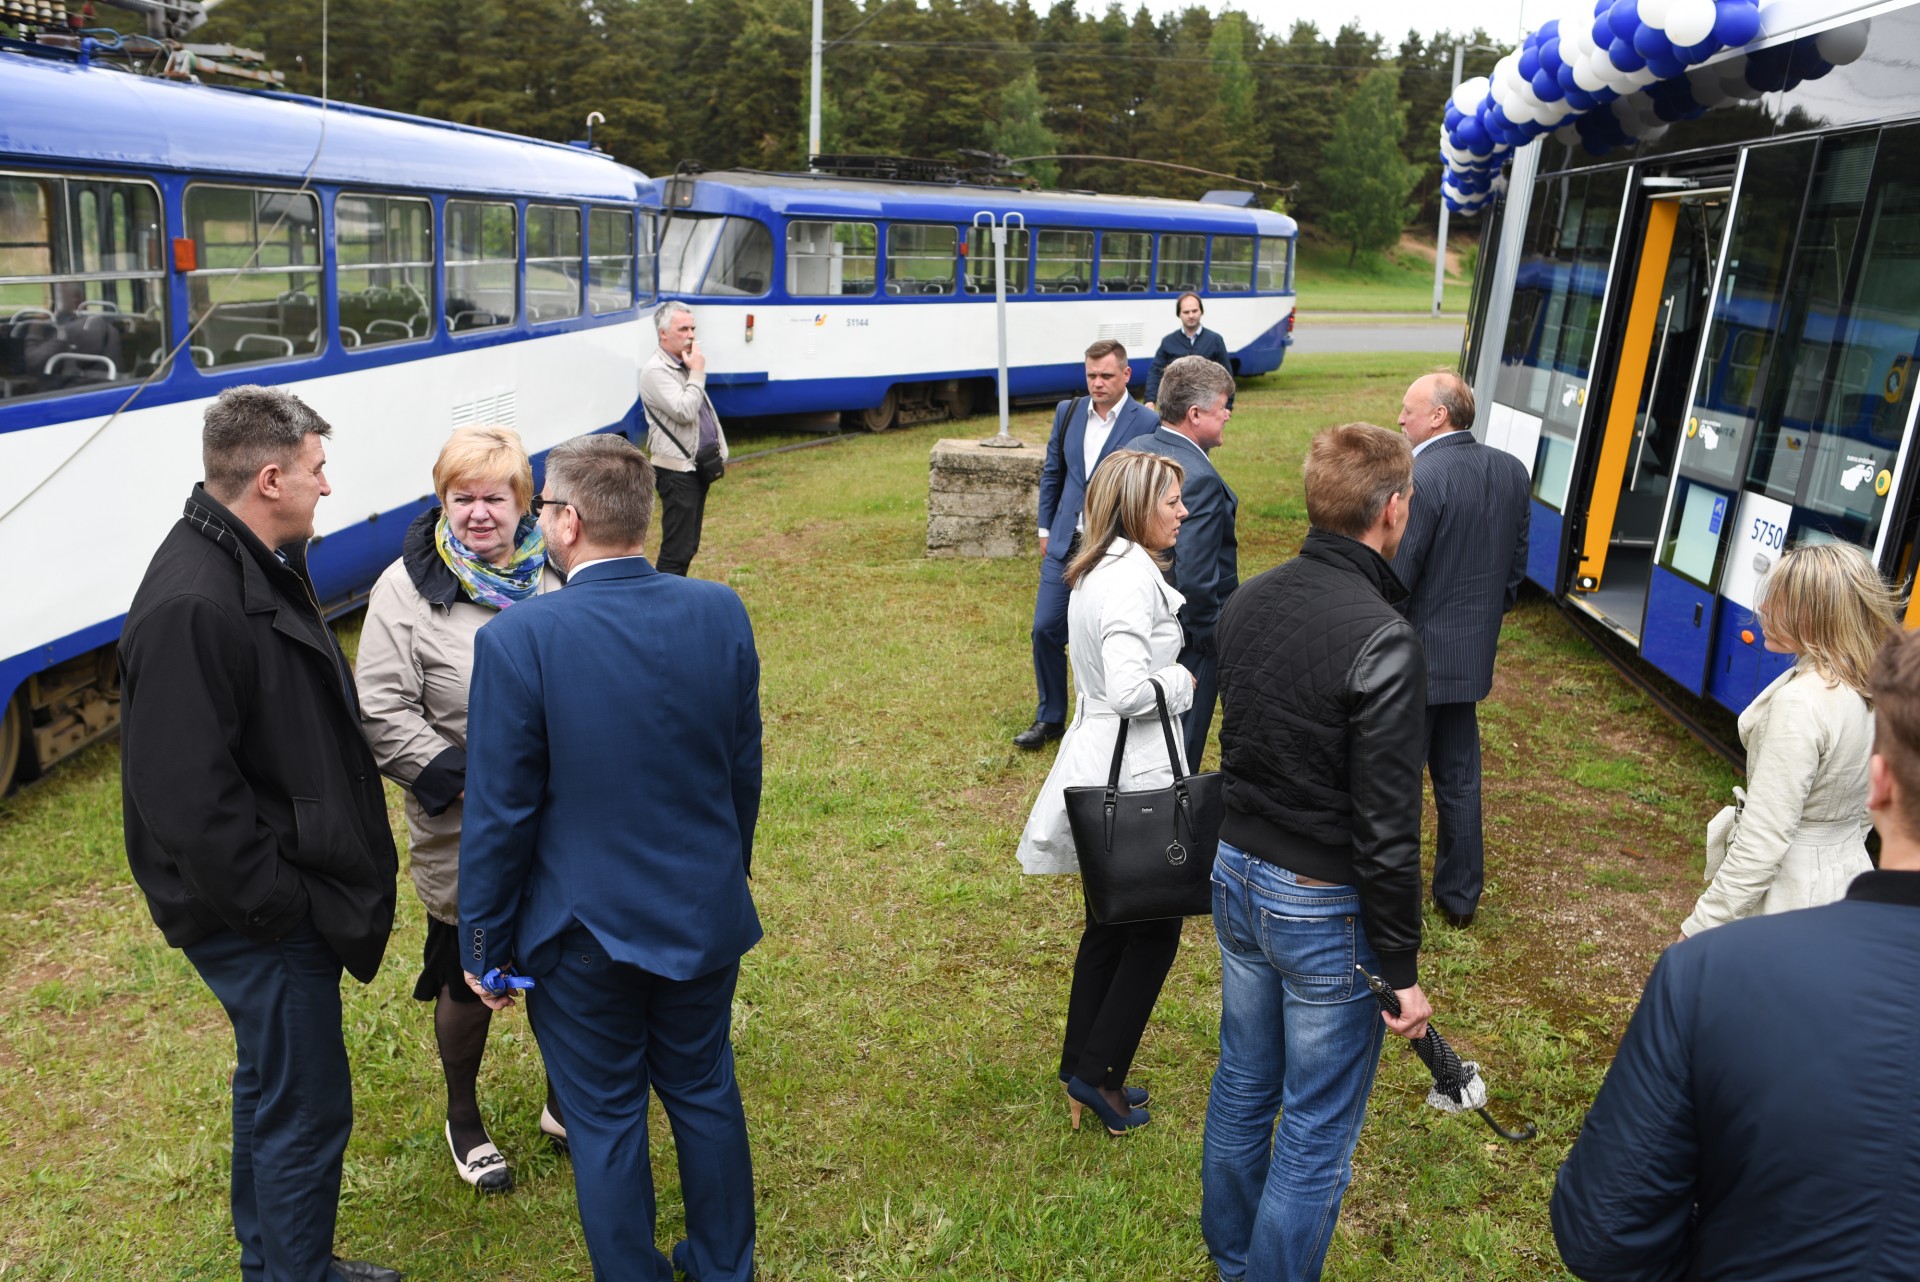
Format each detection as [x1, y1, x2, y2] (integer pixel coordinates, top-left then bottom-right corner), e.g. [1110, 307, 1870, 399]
[1682, 542, 1903, 937]
[1018, 448, 1196, 1137]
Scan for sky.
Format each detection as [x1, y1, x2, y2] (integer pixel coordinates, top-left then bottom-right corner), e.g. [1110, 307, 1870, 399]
[1139, 0, 1552, 47]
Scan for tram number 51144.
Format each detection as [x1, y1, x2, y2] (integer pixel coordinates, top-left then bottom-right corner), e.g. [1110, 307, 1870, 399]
[1751, 516, 1787, 552]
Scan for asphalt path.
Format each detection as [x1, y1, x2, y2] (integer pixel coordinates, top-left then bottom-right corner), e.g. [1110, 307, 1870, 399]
[1291, 317, 1465, 355]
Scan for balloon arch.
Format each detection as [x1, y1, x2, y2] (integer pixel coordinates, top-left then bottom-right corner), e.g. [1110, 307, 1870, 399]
[1440, 0, 1874, 214]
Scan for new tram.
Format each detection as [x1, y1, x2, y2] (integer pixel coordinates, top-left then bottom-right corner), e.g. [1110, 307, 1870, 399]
[643, 168, 1298, 430]
[1460, 0, 1920, 717]
[0, 50, 657, 792]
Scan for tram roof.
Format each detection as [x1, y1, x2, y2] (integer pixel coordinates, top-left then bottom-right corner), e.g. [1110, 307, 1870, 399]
[649, 169, 1299, 235]
[0, 52, 646, 200]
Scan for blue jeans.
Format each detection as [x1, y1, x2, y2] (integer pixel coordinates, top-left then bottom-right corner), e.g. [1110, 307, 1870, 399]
[1202, 842, 1387, 1282]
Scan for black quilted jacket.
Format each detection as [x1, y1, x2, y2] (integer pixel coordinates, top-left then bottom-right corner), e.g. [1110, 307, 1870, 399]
[1215, 528, 1427, 987]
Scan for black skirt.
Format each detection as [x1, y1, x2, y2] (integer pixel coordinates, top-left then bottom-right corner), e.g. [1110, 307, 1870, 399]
[414, 915, 482, 1004]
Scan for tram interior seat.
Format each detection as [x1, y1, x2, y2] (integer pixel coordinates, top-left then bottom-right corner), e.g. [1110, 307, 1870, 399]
[342, 286, 431, 345]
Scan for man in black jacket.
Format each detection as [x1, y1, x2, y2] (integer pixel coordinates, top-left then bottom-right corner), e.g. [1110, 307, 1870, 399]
[1202, 422, 1432, 1282]
[120, 385, 400, 1282]
[1550, 628, 1920, 1282]
[1143, 292, 1234, 408]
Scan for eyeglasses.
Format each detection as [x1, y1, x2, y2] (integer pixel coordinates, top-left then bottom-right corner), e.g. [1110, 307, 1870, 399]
[530, 494, 570, 518]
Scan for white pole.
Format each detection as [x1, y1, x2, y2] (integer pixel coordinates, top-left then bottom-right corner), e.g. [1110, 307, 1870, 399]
[809, 0, 824, 161]
[993, 216, 1010, 439]
[1433, 43, 1465, 318]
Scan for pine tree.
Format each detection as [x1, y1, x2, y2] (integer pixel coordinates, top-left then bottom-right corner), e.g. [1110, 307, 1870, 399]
[989, 68, 1059, 186]
[1321, 65, 1422, 266]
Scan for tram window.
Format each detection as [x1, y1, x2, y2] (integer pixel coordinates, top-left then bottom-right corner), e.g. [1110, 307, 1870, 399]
[1098, 232, 1151, 292]
[966, 225, 1029, 294]
[1157, 234, 1205, 292]
[700, 218, 773, 296]
[659, 215, 721, 294]
[1256, 236, 1290, 293]
[445, 200, 517, 333]
[526, 205, 582, 323]
[885, 224, 958, 295]
[637, 212, 658, 303]
[787, 221, 878, 297]
[1034, 229, 1092, 294]
[184, 185, 321, 368]
[589, 207, 635, 314]
[336, 194, 432, 348]
[0, 172, 166, 400]
[1210, 237, 1254, 292]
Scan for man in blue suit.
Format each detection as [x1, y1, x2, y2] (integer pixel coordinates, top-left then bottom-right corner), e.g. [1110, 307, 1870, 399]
[1390, 372, 1529, 927]
[1016, 337, 1160, 748]
[1135, 355, 1239, 770]
[460, 434, 762, 1282]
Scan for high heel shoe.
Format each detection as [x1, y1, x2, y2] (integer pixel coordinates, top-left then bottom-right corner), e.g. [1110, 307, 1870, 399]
[539, 1103, 569, 1155]
[1064, 1082, 1148, 1129]
[1066, 1076, 1149, 1136]
[446, 1121, 514, 1193]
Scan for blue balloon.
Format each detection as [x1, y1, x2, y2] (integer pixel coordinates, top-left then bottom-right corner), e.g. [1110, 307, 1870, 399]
[1787, 37, 1831, 81]
[1712, 0, 1760, 47]
[1458, 117, 1492, 153]
[1564, 82, 1599, 111]
[1539, 18, 1561, 43]
[1609, 0, 1640, 44]
[1647, 77, 1700, 119]
[1520, 46, 1542, 79]
[1533, 68, 1567, 100]
[1593, 15, 1616, 45]
[1744, 40, 1792, 88]
[1672, 37, 1721, 64]
[1633, 23, 1673, 61]
[1445, 103, 1464, 129]
[1644, 46, 1686, 78]
[1609, 36, 1648, 72]
[1543, 36, 1564, 68]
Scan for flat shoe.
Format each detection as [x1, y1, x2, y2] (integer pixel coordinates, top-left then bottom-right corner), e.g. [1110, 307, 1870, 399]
[446, 1121, 513, 1193]
[540, 1103, 569, 1154]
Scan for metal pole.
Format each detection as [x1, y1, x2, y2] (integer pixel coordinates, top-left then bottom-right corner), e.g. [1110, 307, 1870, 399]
[809, 0, 823, 161]
[974, 211, 1022, 447]
[1433, 43, 1464, 318]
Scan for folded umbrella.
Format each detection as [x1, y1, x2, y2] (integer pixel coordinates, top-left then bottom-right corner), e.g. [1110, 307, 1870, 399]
[1360, 967, 1536, 1142]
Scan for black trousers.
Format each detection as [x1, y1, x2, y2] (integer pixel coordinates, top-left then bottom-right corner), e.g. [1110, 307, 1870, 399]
[1425, 700, 1486, 916]
[1178, 639, 1218, 771]
[1060, 905, 1182, 1089]
[656, 468, 710, 577]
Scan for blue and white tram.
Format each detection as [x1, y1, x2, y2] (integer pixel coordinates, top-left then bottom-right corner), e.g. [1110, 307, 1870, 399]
[0, 50, 655, 791]
[642, 168, 1297, 429]
[1460, 0, 1920, 718]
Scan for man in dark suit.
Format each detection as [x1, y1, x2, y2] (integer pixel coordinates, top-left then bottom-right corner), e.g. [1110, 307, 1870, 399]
[1144, 292, 1233, 408]
[1135, 354, 1239, 770]
[1017, 337, 1160, 748]
[1551, 628, 1920, 1281]
[460, 434, 762, 1282]
[1390, 372, 1530, 927]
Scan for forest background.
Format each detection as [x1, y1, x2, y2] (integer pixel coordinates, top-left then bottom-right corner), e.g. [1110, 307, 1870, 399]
[193, 0, 1508, 242]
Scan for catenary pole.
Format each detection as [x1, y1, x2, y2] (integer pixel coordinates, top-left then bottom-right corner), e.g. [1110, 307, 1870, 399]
[1433, 42, 1465, 318]
[809, 0, 824, 161]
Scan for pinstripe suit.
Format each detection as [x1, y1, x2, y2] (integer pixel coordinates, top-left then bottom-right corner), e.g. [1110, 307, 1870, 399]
[1391, 430, 1530, 917]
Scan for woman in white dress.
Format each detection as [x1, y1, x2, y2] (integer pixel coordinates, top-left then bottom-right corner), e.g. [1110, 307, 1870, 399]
[1682, 542, 1903, 937]
[1017, 448, 1195, 1136]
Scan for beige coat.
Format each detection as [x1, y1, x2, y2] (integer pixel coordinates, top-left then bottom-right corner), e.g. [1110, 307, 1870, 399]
[1682, 658, 1875, 936]
[1017, 539, 1195, 875]
[639, 344, 729, 474]
[357, 536, 561, 923]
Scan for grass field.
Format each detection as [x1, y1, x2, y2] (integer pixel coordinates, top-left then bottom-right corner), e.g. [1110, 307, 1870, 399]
[0, 352, 1736, 1279]
[1293, 236, 1475, 316]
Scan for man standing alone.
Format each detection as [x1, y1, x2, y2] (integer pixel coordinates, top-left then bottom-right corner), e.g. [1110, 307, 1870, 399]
[120, 385, 400, 1282]
[1391, 372, 1529, 928]
[1135, 354, 1239, 769]
[1144, 292, 1233, 408]
[1017, 338, 1159, 748]
[461, 434, 762, 1282]
[640, 301, 729, 577]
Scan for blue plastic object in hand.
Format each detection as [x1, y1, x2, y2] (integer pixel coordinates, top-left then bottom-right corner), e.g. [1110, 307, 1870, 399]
[481, 967, 535, 995]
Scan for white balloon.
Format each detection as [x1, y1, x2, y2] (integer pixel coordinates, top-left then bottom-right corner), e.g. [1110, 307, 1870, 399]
[1640, 123, 1670, 141]
[1538, 97, 1576, 123]
[1572, 53, 1609, 90]
[1501, 57, 1532, 95]
[1664, 0, 1716, 47]
[1555, 121, 1583, 145]
[1638, 0, 1672, 29]
[1506, 96, 1541, 124]
[1688, 69, 1731, 105]
[1453, 76, 1492, 114]
[1815, 19, 1871, 65]
[1490, 76, 1514, 105]
[1626, 62, 1662, 87]
[1724, 70, 1765, 99]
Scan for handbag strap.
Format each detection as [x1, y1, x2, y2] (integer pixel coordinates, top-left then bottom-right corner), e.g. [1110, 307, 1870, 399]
[1101, 677, 1188, 792]
[642, 401, 699, 462]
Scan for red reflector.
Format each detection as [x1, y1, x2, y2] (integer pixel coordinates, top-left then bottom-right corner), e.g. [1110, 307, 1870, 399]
[172, 237, 197, 272]
[746, 313, 755, 327]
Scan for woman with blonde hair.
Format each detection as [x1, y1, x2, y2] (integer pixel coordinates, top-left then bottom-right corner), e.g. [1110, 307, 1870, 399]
[1682, 541, 1904, 936]
[1017, 448, 1195, 1136]
[358, 425, 565, 1192]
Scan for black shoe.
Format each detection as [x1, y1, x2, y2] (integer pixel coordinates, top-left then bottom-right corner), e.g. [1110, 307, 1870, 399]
[1013, 720, 1064, 749]
[330, 1259, 403, 1282]
[1434, 901, 1475, 929]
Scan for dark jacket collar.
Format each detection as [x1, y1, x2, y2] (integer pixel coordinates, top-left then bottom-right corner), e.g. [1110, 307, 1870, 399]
[1151, 423, 1211, 463]
[182, 484, 314, 611]
[1846, 869, 1920, 907]
[1421, 429, 1475, 454]
[402, 507, 463, 606]
[1299, 527, 1409, 606]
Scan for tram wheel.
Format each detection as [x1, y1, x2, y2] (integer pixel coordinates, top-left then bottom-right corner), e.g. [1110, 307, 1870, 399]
[0, 690, 24, 798]
[861, 386, 899, 433]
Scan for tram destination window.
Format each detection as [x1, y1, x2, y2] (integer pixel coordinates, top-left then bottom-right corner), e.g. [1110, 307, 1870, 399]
[787, 221, 878, 297]
[1098, 232, 1151, 292]
[966, 225, 1030, 294]
[336, 194, 432, 348]
[1034, 230, 1092, 294]
[1156, 234, 1205, 292]
[699, 218, 774, 296]
[184, 185, 322, 368]
[1256, 236, 1291, 293]
[1, 172, 166, 399]
[885, 224, 958, 295]
[589, 207, 636, 314]
[527, 205, 582, 322]
[1210, 237, 1254, 292]
[446, 200, 518, 333]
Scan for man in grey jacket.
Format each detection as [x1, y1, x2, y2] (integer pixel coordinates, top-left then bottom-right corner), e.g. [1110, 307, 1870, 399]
[639, 301, 730, 576]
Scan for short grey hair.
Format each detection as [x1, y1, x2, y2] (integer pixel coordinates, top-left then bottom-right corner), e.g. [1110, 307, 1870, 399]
[543, 433, 655, 547]
[654, 300, 693, 334]
[1429, 371, 1476, 432]
[1158, 355, 1235, 426]
[203, 384, 332, 502]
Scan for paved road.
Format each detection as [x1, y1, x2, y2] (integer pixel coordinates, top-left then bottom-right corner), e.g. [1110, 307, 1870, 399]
[1291, 320, 1465, 354]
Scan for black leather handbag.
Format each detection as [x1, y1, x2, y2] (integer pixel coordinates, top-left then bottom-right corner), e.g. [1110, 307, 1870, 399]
[1064, 678, 1224, 924]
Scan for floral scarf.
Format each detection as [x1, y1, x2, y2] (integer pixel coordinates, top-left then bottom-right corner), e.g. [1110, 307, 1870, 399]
[435, 512, 547, 609]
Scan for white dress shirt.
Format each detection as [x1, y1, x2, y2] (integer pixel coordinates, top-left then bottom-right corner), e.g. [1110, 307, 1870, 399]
[1413, 428, 1469, 457]
[565, 553, 647, 580]
[1040, 394, 1132, 538]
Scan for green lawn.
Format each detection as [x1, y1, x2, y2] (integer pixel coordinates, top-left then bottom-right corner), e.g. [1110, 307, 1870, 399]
[0, 352, 1734, 1279]
[1294, 236, 1475, 315]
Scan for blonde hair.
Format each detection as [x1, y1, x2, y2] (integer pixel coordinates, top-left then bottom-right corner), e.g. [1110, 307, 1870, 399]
[432, 425, 535, 510]
[1756, 542, 1904, 696]
[1064, 449, 1184, 588]
[1303, 422, 1412, 539]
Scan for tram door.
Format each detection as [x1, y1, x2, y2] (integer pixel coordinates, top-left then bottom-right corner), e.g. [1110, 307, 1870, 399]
[1569, 187, 1729, 640]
